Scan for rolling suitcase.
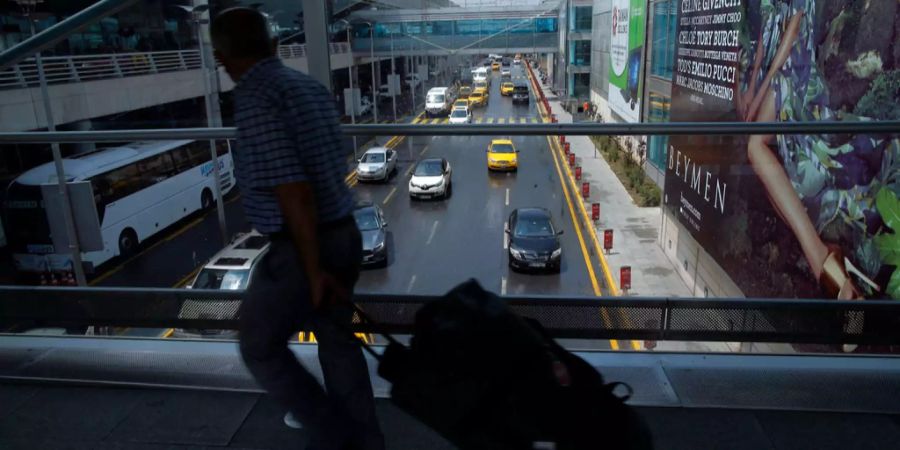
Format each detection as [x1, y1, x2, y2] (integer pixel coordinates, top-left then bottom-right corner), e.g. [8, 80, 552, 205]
[354, 279, 653, 450]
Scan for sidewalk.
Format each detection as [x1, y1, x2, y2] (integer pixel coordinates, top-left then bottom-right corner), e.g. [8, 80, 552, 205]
[536, 82, 691, 300]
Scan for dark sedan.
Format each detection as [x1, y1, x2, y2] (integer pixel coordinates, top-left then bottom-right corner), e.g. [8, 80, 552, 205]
[354, 203, 388, 268]
[506, 208, 562, 273]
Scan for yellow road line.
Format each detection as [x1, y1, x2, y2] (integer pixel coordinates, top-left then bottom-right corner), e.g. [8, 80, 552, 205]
[487, 117, 495, 124]
[498, 118, 506, 124]
[383, 186, 398, 205]
[162, 328, 174, 338]
[548, 135, 621, 350]
[441, 118, 449, 124]
[174, 264, 203, 288]
[475, 117, 484, 123]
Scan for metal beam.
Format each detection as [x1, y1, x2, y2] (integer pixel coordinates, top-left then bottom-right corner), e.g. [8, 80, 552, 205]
[0, 0, 140, 71]
[0, 120, 899, 143]
[301, 0, 333, 91]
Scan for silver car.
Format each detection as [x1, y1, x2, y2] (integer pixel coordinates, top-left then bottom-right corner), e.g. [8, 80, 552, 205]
[357, 147, 397, 182]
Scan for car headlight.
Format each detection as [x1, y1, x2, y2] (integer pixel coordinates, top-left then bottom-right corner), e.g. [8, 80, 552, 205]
[551, 248, 562, 259]
[373, 242, 385, 252]
[509, 247, 523, 259]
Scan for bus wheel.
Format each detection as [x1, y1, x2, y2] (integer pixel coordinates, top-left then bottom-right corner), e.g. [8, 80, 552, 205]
[118, 229, 138, 257]
[201, 189, 214, 210]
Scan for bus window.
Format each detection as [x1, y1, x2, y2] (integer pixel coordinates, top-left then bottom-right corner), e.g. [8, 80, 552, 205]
[137, 153, 175, 187]
[170, 147, 192, 172]
[97, 164, 141, 204]
[216, 140, 230, 156]
[186, 143, 209, 167]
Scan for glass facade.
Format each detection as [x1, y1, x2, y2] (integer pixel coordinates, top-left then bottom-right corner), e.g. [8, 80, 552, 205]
[369, 17, 557, 38]
[571, 5, 592, 32]
[650, 0, 677, 79]
[570, 40, 591, 66]
[647, 93, 670, 170]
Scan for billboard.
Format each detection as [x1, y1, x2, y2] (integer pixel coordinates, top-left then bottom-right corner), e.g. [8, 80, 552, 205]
[664, 0, 900, 301]
[608, 0, 646, 123]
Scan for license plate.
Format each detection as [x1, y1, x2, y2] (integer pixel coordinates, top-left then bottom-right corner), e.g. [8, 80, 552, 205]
[528, 262, 545, 268]
[419, 194, 431, 199]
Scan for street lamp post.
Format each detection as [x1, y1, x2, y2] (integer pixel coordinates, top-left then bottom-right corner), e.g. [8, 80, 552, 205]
[390, 29, 397, 121]
[16, 0, 87, 286]
[337, 19, 358, 158]
[174, 3, 227, 247]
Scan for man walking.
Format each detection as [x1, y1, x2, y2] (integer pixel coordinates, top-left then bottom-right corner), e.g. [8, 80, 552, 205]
[211, 8, 383, 450]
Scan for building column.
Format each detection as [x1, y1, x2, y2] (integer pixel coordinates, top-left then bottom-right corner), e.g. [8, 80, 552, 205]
[301, 0, 332, 91]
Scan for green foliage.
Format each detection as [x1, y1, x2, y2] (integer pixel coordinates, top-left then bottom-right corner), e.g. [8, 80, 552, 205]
[874, 187, 900, 299]
[854, 70, 900, 120]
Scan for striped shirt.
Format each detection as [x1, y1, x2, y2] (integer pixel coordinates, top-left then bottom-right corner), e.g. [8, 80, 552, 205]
[232, 57, 353, 234]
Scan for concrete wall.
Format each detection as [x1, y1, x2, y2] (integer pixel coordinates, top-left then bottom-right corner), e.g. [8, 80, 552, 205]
[590, 0, 611, 120]
[0, 52, 357, 132]
[659, 208, 744, 298]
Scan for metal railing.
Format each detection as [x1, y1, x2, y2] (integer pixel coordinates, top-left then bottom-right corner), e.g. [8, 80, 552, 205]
[0, 43, 351, 90]
[1, 286, 898, 346]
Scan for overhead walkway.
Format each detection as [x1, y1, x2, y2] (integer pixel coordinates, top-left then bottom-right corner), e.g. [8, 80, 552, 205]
[348, 3, 560, 56]
[0, 43, 358, 132]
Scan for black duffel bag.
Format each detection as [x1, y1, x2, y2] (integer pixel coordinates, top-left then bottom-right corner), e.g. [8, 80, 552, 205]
[371, 279, 652, 450]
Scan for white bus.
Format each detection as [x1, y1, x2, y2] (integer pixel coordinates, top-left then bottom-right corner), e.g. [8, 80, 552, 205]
[3, 140, 235, 283]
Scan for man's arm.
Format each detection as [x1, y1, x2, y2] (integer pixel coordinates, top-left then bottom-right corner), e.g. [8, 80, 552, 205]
[274, 181, 320, 290]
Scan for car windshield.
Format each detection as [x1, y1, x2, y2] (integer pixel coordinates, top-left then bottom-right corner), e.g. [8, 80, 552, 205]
[193, 269, 250, 290]
[503, 83, 513, 89]
[460, 87, 471, 94]
[451, 109, 467, 118]
[514, 216, 555, 238]
[427, 94, 444, 103]
[491, 143, 515, 153]
[353, 208, 380, 231]
[414, 161, 443, 176]
[361, 152, 385, 163]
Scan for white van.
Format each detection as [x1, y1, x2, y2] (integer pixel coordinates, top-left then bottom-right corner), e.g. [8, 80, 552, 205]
[425, 87, 453, 117]
[472, 67, 489, 85]
[172, 231, 270, 339]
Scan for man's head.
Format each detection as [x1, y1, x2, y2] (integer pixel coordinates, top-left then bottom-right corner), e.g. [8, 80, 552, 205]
[211, 7, 277, 82]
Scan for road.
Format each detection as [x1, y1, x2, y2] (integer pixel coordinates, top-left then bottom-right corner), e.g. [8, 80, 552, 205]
[87, 63, 614, 347]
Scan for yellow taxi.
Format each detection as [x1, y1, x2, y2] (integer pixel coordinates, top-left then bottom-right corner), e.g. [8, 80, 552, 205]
[487, 139, 518, 171]
[469, 88, 488, 107]
[453, 98, 470, 110]
[500, 82, 515, 96]
[491, 61, 501, 71]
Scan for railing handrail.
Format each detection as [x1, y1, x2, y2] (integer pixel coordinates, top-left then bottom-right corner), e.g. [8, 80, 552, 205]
[1, 286, 898, 345]
[0, 121, 898, 143]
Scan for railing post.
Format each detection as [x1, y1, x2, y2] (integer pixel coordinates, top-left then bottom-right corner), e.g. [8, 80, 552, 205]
[177, 51, 187, 70]
[148, 52, 158, 73]
[66, 57, 80, 82]
[14, 62, 28, 87]
[112, 54, 123, 77]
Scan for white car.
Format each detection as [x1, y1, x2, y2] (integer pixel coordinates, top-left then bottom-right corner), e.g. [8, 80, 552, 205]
[357, 147, 397, 182]
[501, 67, 511, 77]
[409, 157, 452, 200]
[448, 107, 472, 124]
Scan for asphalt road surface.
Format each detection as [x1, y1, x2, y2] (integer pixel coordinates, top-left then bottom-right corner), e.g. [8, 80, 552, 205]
[86, 65, 615, 347]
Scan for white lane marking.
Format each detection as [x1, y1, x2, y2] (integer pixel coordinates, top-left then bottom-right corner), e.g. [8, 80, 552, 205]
[405, 164, 415, 177]
[505, 188, 510, 206]
[420, 145, 429, 156]
[406, 275, 417, 293]
[426, 220, 439, 246]
[501, 276, 507, 296]
[503, 221, 509, 249]
[432, 136, 437, 141]
[382, 186, 398, 205]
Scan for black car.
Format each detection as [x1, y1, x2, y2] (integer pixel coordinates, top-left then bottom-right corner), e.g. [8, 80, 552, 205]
[354, 203, 388, 268]
[506, 208, 562, 273]
[512, 84, 529, 104]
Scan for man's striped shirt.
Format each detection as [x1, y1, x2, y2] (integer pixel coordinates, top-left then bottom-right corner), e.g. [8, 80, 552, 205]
[232, 57, 353, 234]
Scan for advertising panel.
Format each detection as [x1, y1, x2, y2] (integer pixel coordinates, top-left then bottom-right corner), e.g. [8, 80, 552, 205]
[608, 0, 646, 123]
[664, 0, 900, 300]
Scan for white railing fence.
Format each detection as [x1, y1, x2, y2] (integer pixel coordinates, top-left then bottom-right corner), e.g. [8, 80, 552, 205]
[0, 43, 350, 90]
